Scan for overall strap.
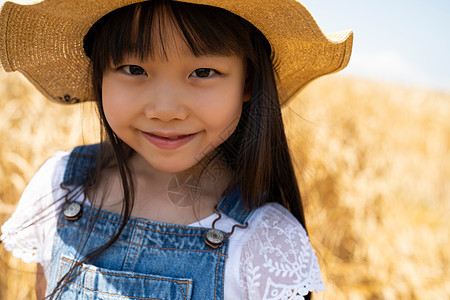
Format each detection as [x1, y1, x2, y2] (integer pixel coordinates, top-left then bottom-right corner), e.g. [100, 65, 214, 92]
[216, 187, 254, 225]
[63, 144, 100, 186]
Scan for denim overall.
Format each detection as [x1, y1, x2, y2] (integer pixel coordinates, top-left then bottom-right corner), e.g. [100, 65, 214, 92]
[46, 145, 252, 299]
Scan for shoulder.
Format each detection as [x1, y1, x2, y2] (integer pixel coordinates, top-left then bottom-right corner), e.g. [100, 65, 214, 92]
[238, 203, 325, 299]
[248, 202, 306, 235]
[7, 150, 71, 212]
[29, 150, 71, 189]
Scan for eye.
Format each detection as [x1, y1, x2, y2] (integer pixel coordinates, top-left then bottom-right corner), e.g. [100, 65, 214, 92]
[190, 68, 218, 78]
[120, 65, 147, 76]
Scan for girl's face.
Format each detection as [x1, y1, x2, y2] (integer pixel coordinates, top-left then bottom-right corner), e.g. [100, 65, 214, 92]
[102, 20, 251, 174]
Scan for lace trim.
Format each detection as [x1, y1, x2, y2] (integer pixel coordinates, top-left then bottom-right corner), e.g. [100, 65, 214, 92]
[1, 220, 39, 263]
[240, 204, 325, 299]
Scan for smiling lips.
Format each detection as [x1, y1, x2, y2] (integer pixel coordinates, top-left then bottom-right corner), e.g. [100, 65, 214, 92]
[142, 131, 198, 150]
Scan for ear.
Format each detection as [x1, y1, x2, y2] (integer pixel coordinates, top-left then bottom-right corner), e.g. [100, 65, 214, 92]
[242, 77, 252, 103]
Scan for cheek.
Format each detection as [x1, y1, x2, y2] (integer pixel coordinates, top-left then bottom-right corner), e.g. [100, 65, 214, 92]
[209, 80, 245, 139]
[215, 105, 242, 140]
[202, 92, 243, 143]
[101, 77, 135, 130]
[101, 81, 120, 129]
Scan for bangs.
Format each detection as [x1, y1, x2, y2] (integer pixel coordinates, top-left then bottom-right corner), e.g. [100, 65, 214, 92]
[86, 0, 256, 70]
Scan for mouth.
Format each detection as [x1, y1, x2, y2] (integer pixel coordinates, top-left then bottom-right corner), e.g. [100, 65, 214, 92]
[147, 132, 196, 139]
[156, 134, 191, 140]
[142, 131, 198, 150]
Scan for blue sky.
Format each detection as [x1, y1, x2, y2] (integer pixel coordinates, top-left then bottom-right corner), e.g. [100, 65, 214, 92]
[1, 0, 450, 92]
[302, 0, 450, 92]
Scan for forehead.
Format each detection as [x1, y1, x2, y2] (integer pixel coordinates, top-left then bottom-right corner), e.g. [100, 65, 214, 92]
[126, 1, 248, 60]
[131, 4, 189, 61]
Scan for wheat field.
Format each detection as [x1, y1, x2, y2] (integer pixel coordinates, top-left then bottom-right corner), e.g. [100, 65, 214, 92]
[0, 70, 449, 299]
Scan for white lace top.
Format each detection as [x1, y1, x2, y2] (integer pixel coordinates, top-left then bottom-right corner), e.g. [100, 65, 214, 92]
[1, 151, 324, 299]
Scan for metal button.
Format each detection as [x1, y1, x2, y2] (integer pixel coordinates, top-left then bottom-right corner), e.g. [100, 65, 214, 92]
[205, 229, 224, 249]
[64, 202, 82, 221]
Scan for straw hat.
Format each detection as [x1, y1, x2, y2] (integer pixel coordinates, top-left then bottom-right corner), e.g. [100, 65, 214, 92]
[0, 0, 353, 105]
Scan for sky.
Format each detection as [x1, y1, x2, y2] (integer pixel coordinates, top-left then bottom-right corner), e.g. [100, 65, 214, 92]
[302, 0, 450, 92]
[1, 0, 449, 93]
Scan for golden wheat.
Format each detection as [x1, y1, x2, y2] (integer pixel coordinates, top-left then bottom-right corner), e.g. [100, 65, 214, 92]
[1, 70, 449, 299]
[284, 76, 450, 299]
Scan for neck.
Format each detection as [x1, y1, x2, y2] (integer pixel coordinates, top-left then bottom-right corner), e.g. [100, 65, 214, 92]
[93, 151, 232, 225]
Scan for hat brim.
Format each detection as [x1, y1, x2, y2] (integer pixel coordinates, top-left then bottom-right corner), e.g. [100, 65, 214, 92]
[0, 0, 353, 105]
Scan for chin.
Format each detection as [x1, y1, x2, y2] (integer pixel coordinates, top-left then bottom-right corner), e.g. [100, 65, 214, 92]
[148, 158, 199, 174]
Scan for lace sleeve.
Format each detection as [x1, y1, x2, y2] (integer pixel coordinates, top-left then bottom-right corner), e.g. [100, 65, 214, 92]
[239, 203, 325, 300]
[0, 151, 69, 264]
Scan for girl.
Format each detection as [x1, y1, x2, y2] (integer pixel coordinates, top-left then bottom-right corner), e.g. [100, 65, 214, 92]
[0, 0, 352, 299]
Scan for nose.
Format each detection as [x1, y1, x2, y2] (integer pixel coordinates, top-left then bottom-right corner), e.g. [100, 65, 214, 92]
[143, 80, 188, 122]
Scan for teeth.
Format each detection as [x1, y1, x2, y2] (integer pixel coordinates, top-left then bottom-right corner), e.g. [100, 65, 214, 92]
[167, 136, 180, 140]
